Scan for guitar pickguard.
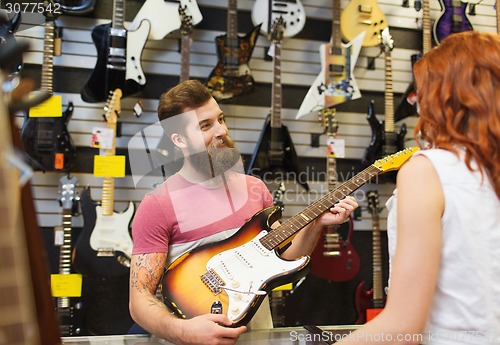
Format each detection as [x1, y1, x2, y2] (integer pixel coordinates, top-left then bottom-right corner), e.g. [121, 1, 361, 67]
[126, 19, 150, 85]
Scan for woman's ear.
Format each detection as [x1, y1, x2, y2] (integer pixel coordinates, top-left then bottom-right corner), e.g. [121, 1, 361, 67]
[171, 133, 186, 149]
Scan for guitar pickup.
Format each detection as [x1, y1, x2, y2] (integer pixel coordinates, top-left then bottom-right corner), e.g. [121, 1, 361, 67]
[96, 248, 115, 257]
[323, 251, 341, 257]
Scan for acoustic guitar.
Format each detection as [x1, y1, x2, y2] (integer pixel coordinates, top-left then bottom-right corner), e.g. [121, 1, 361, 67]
[161, 147, 420, 327]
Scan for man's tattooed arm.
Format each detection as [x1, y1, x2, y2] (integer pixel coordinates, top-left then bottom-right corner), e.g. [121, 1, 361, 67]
[130, 253, 168, 308]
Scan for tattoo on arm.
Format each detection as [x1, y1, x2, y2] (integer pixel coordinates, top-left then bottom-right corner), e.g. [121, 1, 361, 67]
[131, 253, 166, 295]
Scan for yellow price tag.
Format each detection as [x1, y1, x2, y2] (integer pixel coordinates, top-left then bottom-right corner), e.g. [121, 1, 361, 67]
[51, 274, 83, 297]
[28, 95, 63, 117]
[94, 155, 126, 177]
[272, 283, 293, 291]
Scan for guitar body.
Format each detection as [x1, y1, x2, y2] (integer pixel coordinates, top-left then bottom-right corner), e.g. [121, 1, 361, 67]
[354, 281, 385, 324]
[206, 25, 261, 101]
[433, 0, 473, 44]
[81, 19, 150, 103]
[73, 187, 134, 276]
[20, 101, 76, 172]
[340, 0, 388, 47]
[161, 206, 311, 327]
[57, 300, 84, 336]
[298, 32, 364, 116]
[310, 220, 360, 282]
[394, 54, 420, 122]
[246, 115, 309, 191]
[251, 0, 305, 37]
[0, 12, 22, 74]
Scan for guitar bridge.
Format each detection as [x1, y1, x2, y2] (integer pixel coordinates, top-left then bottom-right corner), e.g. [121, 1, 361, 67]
[200, 269, 226, 295]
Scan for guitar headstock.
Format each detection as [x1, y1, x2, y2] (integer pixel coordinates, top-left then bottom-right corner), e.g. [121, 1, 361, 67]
[270, 16, 286, 44]
[373, 147, 420, 173]
[379, 27, 394, 53]
[320, 107, 338, 137]
[179, 6, 194, 36]
[103, 89, 122, 124]
[272, 182, 286, 211]
[58, 174, 78, 210]
[366, 190, 382, 217]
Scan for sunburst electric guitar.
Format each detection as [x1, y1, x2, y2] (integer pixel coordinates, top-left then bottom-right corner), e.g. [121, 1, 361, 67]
[355, 190, 386, 324]
[73, 89, 135, 276]
[297, 0, 364, 117]
[161, 147, 420, 327]
[309, 108, 360, 282]
[340, 0, 388, 47]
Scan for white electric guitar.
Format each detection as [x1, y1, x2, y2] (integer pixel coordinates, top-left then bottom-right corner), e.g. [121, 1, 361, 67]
[130, 0, 203, 40]
[297, 0, 364, 117]
[251, 0, 306, 37]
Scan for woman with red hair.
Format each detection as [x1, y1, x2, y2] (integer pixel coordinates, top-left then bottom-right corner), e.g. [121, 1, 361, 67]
[337, 31, 500, 344]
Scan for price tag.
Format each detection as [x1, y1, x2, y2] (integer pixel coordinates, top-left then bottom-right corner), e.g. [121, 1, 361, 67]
[28, 95, 63, 117]
[94, 155, 126, 177]
[54, 226, 63, 246]
[51, 274, 83, 297]
[327, 137, 345, 158]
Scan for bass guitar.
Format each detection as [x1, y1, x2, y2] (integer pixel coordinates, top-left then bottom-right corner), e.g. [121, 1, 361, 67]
[80, 0, 150, 103]
[363, 29, 407, 165]
[309, 108, 360, 282]
[246, 17, 308, 191]
[433, 0, 474, 44]
[340, 0, 388, 47]
[251, 0, 305, 37]
[206, 0, 261, 102]
[395, 0, 431, 122]
[56, 174, 84, 336]
[297, 0, 364, 117]
[73, 89, 135, 276]
[161, 147, 420, 327]
[355, 190, 386, 324]
[20, 2, 76, 172]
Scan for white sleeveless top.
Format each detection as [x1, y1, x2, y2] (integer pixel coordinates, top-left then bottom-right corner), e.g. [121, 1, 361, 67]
[386, 149, 500, 344]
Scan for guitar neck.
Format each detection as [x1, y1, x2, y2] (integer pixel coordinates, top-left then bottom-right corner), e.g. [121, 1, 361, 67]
[384, 50, 394, 134]
[371, 213, 383, 302]
[58, 208, 73, 274]
[422, 0, 431, 54]
[101, 120, 116, 216]
[326, 144, 338, 191]
[41, 18, 55, 93]
[112, 0, 125, 29]
[261, 164, 382, 250]
[225, 0, 240, 76]
[331, 0, 342, 49]
[271, 41, 282, 129]
[180, 32, 191, 82]
[497, 0, 500, 34]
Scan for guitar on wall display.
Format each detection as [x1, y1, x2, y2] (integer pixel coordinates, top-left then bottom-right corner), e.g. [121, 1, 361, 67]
[80, 0, 150, 103]
[355, 190, 386, 324]
[73, 89, 135, 276]
[161, 147, 420, 327]
[340, 0, 388, 47]
[363, 28, 407, 166]
[246, 17, 309, 191]
[251, 0, 305, 37]
[433, 0, 474, 44]
[20, 1, 76, 172]
[55, 174, 84, 336]
[395, 0, 431, 122]
[179, 5, 194, 83]
[0, 11, 23, 75]
[297, 0, 365, 117]
[309, 108, 360, 282]
[206, 0, 261, 102]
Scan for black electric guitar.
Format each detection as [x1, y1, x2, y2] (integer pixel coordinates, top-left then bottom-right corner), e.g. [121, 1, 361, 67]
[161, 147, 419, 327]
[363, 29, 407, 166]
[20, 2, 76, 172]
[73, 89, 135, 276]
[433, 0, 474, 45]
[246, 17, 309, 191]
[56, 174, 84, 336]
[355, 190, 386, 324]
[310, 108, 360, 282]
[80, 0, 150, 103]
[395, 0, 431, 122]
[206, 0, 261, 101]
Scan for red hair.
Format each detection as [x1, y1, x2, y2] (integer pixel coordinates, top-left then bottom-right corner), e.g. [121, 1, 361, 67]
[414, 31, 500, 198]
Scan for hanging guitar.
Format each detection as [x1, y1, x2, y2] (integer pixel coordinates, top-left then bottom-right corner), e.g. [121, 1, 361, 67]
[395, 0, 431, 122]
[179, 5, 194, 83]
[20, 0, 76, 172]
[363, 28, 407, 166]
[355, 190, 386, 324]
[55, 174, 84, 336]
[246, 17, 309, 191]
[433, 0, 474, 44]
[340, 0, 388, 47]
[297, 0, 365, 117]
[73, 89, 135, 276]
[251, 0, 305, 37]
[0, 11, 22, 74]
[309, 108, 360, 282]
[206, 0, 261, 102]
[161, 147, 419, 327]
[80, 0, 150, 103]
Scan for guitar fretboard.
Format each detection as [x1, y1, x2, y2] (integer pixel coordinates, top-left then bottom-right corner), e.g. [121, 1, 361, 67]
[271, 41, 282, 129]
[112, 0, 125, 29]
[41, 19, 55, 93]
[180, 27, 191, 82]
[423, 0, 431, 54]
[384, 50, 394, 134]
[331, 0, 342, 50]
[371, 206, 383, 302]
[224, 0, 240, 76]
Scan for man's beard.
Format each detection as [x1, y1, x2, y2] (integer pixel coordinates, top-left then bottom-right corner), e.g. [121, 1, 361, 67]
[188, 135, 242, 177]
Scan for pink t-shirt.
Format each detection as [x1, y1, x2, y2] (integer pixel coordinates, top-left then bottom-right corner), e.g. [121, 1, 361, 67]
[132, 172, 273, 265]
